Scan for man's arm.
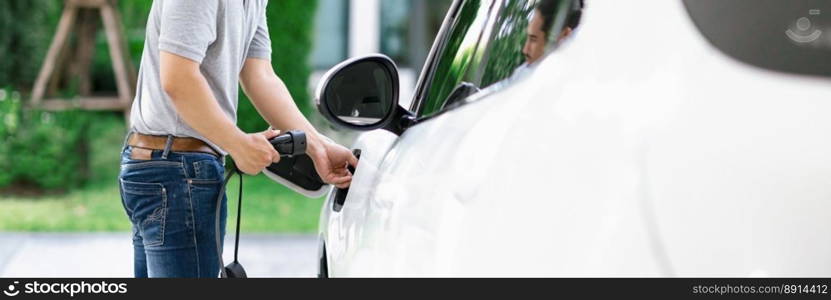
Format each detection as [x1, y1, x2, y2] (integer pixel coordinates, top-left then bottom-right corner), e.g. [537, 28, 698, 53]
[240, 58, 358, 188]
[160, 52, 281, 175]
[239, 58, 319, 141]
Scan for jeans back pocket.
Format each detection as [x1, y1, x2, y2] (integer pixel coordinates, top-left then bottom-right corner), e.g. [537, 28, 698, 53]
[120, 180, 167, 247]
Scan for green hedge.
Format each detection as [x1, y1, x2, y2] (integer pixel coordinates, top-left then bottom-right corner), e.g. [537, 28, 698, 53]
[0, 88, 91, 190]
[92, 1, 153, 92]
[0, 0, 150, 93]
[0, 0, 62, 90]
[0, 1, 147, 192]
[237, 0, 319, 133]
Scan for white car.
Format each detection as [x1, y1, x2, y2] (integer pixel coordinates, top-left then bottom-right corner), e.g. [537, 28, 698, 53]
[272, 0, 831, 277]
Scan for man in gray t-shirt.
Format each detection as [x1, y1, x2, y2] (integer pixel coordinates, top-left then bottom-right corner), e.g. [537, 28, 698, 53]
[120, 0, 357, 278]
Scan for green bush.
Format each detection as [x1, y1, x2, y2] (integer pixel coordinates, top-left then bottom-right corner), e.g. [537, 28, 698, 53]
[0, 0, 62, 90]
[0, 89, 22, 186]
[0, 0, 149, 93]
[0, 88, 92, 190]
[92, 0, 153, 92]
[0, 1, 146, 192]
[237, 0, 319, 133]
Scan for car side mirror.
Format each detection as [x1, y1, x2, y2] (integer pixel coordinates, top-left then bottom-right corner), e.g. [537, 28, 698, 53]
[316, 54, 414, 135]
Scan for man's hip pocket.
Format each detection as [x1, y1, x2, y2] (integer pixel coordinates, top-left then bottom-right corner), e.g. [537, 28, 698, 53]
[120, 179, 167, 247]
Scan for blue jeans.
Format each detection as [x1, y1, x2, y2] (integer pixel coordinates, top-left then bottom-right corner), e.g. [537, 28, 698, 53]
[118, 144, 227, 278]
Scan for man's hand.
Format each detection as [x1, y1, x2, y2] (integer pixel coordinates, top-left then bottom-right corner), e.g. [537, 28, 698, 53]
[239, 58, 358, 186]
[308, 137, 358, 189]
[227, 129, 282, 175]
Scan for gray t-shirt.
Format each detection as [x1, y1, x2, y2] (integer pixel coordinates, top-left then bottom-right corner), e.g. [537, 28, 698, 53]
[129, 0, 272, 154]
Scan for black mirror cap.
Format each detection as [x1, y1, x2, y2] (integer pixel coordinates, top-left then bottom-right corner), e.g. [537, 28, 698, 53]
[316, 54, 405, 133]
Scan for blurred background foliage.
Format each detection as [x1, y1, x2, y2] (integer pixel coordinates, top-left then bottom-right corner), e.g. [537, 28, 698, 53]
[238, 0, 319, 133]
[0, 0, 63, 90]
[0, 0, 322, 232]
[0, 89, 91, 190]
[0, 0, 153, 192]
[0, 0, 153, 91]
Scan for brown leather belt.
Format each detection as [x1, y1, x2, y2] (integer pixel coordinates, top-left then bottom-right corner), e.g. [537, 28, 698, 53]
[128, 133, 219, 157]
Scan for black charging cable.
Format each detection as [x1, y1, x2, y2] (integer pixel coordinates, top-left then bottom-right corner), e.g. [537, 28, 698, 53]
[215, 130, 307, 278]
[216, 165, 245, 278]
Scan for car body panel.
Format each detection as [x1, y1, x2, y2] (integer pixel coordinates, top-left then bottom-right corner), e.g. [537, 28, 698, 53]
[321, 0, 831, 276]
[319, 129, 400, 276]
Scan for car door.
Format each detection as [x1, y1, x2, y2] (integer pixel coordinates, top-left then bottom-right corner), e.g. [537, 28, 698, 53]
[323, 0, 583, 276]
[320, 0, 495, 276]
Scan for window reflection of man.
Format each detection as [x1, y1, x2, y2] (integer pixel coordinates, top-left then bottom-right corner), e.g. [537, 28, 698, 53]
[522, 0, 582, 65]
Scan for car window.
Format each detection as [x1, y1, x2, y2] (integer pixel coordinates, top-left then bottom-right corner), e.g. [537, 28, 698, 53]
[416, 0, 497, 117]
[416, 0, 583, 118]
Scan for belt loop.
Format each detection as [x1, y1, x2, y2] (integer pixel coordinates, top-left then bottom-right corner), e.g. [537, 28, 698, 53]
[122, 130, 134, 151]
[161, 135, 174, 159]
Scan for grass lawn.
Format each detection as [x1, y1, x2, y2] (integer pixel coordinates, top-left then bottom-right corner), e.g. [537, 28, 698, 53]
[0, 175, 325, 233]
[0, 114, 325, 233]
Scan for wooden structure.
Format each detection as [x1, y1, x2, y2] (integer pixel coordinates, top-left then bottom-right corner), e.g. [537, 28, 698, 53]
[31, 0, 136, 112]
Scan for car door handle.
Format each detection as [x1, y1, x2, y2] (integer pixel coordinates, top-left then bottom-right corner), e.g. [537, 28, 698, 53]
[333, 149, 361, 212]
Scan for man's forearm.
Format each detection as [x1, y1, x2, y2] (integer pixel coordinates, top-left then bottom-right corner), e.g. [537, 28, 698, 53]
[161, 52, 245, 152]
[240, 59, 324, 147]
[240, 59, 357, 185]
